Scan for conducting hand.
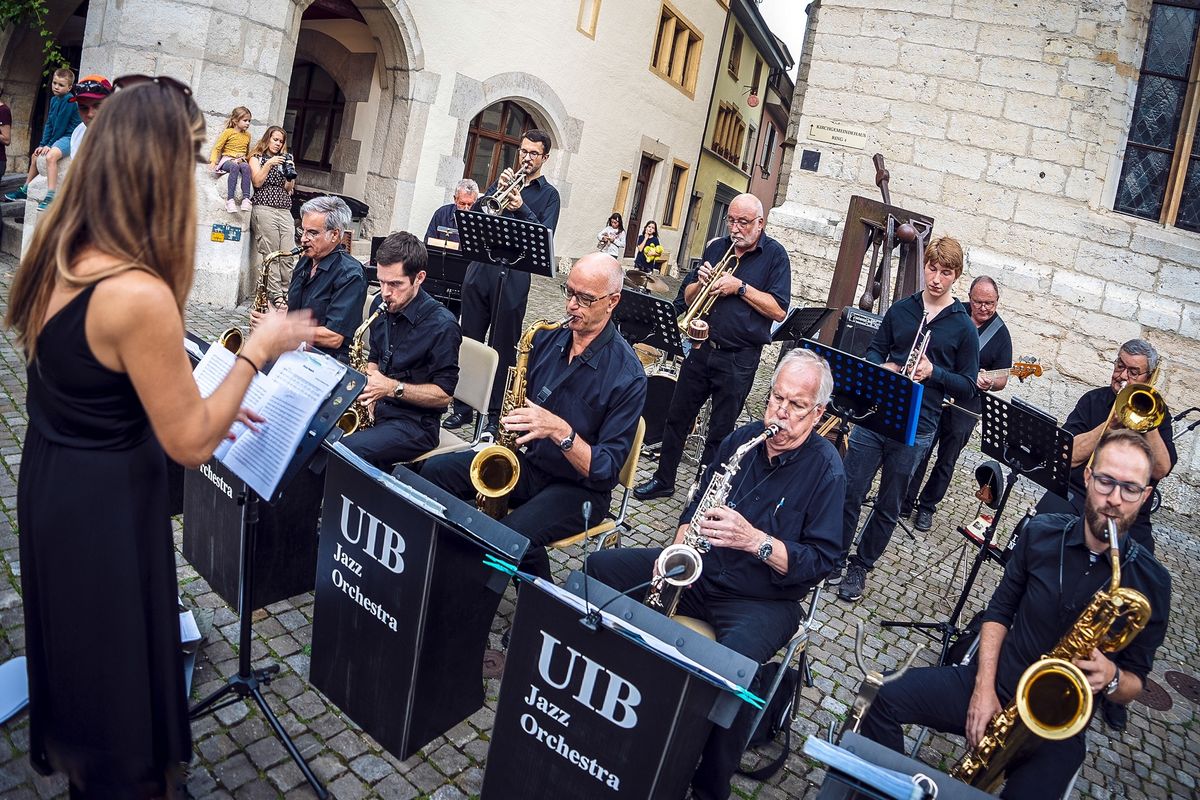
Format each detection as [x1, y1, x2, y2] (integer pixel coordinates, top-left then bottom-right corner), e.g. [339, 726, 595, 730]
[697, 506, 758, 554]
[244, 308, 316, 363]
[503, 400, 569, 446]
[1073, 648, 1118, 694]
[965, 685, 1002, 749]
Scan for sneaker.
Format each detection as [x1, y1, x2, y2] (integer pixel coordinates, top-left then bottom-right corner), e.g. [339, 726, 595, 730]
[240, 198, 252, 212]
[826, 563, 845, 586]
[225, 198, 237, 213]
[36, 191, 55, 211]
[914, 509, 934, 532]
[3, 185, 28, 202]
[838, 564, 868, 602]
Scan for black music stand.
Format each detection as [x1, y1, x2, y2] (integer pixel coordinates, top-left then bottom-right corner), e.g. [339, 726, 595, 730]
[773, 307, 836, 365]
[188, 362, 364, 799]
[881, 394, 1073, 665]
[802, 339, 923, 446]
[613, 288, 684, 360]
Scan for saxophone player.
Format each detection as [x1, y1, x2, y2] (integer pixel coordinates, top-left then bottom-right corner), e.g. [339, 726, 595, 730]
[342, 232, 461, 468]
[419, 253, 646, 582]
[588, 349, 844, 800]
[860, 430, 1171, 798]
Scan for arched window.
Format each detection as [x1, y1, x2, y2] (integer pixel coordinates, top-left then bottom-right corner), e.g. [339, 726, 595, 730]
[463, 101, 536, 189]
[285, 62, 346, 171]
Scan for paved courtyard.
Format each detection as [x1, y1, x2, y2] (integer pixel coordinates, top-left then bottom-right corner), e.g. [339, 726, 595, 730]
[0, 253, 1197, 799]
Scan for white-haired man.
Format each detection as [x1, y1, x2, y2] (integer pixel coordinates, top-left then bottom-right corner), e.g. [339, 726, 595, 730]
[424, 178, 480, 245]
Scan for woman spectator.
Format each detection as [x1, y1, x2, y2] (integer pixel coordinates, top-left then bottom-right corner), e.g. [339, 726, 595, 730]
[596, 212, 626, 258]
[249, 125, 298, 309]
[632, 220, 663, 273]
[6, 75, 314, 797]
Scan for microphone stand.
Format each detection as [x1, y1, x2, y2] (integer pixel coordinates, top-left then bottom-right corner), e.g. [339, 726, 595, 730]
[579, 565, 689, 631]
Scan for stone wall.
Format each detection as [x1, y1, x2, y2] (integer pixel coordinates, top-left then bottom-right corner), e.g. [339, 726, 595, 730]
[771, 0, 1200, 506]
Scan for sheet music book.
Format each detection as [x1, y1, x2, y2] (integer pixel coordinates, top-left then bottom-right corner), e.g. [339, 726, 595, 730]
[192, 345, 347, 498]
[803, 736, 929, 800]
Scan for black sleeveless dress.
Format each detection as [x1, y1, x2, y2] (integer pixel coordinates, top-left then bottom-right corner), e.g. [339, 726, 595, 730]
[17, 285, 191, 796]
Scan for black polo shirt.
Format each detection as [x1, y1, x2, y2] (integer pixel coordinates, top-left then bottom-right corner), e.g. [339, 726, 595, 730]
[866, 292, 979, 436]
[680, 234, 791, 350]
[523, 321, 646, 492]
[964, 313, 1013, 413]
[680, 421, 844, 602]
[480, 174, 561, 233]
[981, 513, 1171, 701]
[1063, 386, 1176, 527]
[368, 288, 461, 434]
[287, 248, 368, 362]
[425, 203, 460, 243]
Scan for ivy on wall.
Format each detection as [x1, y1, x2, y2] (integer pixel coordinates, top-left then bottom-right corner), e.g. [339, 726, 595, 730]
[0, 0, 67, 74]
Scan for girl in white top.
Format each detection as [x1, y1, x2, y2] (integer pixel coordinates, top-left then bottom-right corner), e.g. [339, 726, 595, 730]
[596, 212, 626, 258]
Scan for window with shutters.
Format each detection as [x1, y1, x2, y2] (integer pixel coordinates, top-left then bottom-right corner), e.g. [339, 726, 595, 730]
[650, 2, 704, 98]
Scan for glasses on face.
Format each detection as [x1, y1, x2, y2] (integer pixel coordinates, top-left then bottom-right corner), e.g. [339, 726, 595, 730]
[1111, 359, 1148, 379]
[561, 284, 613, 308]
[767, 389, 817, 418]
[519, 148, 546, 160]
[1089, 471, 1148, 502]
[970, 297, 997, 308]
[726, 216, 760, 228]
[300, 228, 333, 240]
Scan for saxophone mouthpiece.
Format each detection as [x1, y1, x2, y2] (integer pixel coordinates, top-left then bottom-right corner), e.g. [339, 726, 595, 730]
[765, 423, 781, 437]
[289, 246, 303, 256]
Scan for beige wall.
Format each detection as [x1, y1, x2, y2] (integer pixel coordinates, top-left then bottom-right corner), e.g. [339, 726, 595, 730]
[771, 0, 1200, 505]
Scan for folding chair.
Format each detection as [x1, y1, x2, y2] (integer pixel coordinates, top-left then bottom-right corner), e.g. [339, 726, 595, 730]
[409, 338, 498, 463]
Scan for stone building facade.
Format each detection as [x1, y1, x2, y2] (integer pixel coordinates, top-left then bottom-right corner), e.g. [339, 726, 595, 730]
[771, 0, 1200, 502]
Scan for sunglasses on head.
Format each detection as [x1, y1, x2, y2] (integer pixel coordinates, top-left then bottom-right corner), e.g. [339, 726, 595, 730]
[71, 79, 112, 97]
[112, 74, 193, 97]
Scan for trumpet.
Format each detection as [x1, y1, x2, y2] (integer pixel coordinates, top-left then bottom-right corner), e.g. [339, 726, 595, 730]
[480, 163, 529, 215]
[901, 316, 931, 380]
[677, 244, 738, 342]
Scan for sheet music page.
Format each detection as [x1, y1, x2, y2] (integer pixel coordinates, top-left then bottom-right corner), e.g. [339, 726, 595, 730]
[214, 349, 348, 498]
[191, 343, 237, 398]
[212, 375, 273, 461]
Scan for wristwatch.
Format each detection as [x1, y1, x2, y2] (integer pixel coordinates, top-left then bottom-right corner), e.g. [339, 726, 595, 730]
[392, 381, 406, 399]
[737, 281, 748, 297]
[756, 536, 773, 561]
[1104, 668, 1121, 696]
[559, 429, 577, 451]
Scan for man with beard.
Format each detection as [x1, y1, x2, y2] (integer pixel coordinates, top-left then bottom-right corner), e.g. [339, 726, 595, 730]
[859, 429, 1171, 798]
[343, 232, 461, 467]
[588, 348, 843, 800]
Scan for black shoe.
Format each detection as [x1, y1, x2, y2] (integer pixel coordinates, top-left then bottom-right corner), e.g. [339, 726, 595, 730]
[838, 564, 867, 602]
[826, 563, 845, 586]
[914, 509, 934, 532]
[1102, 697, 1128, 733]
[442, 409, 473, 429]
[483, 421, 500, 440]
[899, 503, 914, 519]
[634, 477, 675, 501]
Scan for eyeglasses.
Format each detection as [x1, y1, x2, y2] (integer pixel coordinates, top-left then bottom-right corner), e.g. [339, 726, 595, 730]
[1089, 471, 1148, 502]
[1111, 359, 1148, 379]
[560, 284, 614, 308]
[71, 79, 113, 98]
[112, 74, 192, 97]
[300, 228, 333, 240]
[519, 148, 546, 159]
[767, 389, 818, 418]
[726, 216, 760, 228]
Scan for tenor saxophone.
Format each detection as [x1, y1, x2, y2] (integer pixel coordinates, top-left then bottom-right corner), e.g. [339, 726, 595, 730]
[336, 301, 384, 436]
[470, 316, 571, 519]
[217, 246, 302, 354]
[645, 424, 779, 616]
[950, 518, 1151, 791]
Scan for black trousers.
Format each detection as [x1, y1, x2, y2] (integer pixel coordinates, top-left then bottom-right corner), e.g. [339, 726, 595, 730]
[453, 263, 532, 419]
[652, 344, 760, 488]
[859, 661, 1085, 799]
[587, 547, 800, 800]
[343, 415, 439, 470]
[904, 404, 978, 514]
[417, 449, 609, 580]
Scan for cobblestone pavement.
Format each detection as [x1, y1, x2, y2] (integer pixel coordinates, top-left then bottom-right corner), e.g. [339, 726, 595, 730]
[0, 254, 1197, 799]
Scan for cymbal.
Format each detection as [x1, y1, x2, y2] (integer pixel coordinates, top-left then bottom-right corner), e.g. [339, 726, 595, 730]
[624, 269, 669, 294]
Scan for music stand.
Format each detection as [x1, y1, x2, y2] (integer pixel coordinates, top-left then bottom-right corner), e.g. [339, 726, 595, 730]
[188, 363, 364, 799]
[773, 306, 836, 366]
[802, 339, 923, 446]
[881, 394, 1073, 665]
[613, 288, 684, 360]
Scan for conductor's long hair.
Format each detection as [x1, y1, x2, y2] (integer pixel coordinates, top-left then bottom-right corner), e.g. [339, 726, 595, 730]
[6, 81, 204, 359]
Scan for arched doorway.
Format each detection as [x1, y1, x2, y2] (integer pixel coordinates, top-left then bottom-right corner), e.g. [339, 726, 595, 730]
[463, 100, 536, 190]
[285, 62, 347, 172]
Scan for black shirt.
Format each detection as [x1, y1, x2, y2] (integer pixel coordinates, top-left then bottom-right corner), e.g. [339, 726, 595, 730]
[425, 203, 460, 243]
[981, 513, 1171, 701]
[964, 313, 1013, 413]
[866, 292, 978, 436]
[368, 288, 461, 434]
[680, 234, 791, 350]
[680, 422, 844, 602]
[480, 174, 561, 233]
[287, 248, 368, 362]
[1063, 386, 1176, 527]
[523, 322, 646, 492]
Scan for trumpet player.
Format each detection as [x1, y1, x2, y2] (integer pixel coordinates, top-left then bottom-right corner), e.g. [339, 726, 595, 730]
[834, 236, 978, 603]
[589, 350, 843, 800]
[444, 130, 561, 436]
[342, 232, 461, 468]
[634, 194, 790, 502]
[860, 431, 1171, 799]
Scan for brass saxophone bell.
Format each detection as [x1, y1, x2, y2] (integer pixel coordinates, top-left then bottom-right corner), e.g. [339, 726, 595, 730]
[218, 327, 244, 354]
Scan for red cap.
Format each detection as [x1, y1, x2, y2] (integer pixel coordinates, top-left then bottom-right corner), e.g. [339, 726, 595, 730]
[70, 75, 113, 103]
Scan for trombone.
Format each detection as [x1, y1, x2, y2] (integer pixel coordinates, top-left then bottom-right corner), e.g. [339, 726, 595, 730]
[1086, 363, 1166, 468]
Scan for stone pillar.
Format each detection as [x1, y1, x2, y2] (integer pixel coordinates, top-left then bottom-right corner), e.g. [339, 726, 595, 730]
[65, 0, 303, 307]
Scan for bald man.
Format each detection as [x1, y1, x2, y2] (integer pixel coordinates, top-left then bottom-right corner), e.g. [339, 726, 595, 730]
[418, 253, 647, 581]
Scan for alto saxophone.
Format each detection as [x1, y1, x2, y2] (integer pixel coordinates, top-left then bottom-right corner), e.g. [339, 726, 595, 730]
[645, 424, 779, 616]
[470, 316, 571, 519]
[217, 246, 302, 354]
[950, 518, 1151, 792]
[337, 300, 384, 436]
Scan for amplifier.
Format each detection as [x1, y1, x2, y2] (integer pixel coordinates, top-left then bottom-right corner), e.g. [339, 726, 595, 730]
[833, 307, 883, 357]
[424, 278, 462, 317]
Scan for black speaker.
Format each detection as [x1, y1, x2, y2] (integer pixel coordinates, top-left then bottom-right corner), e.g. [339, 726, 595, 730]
[832, 307, 883, 357]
